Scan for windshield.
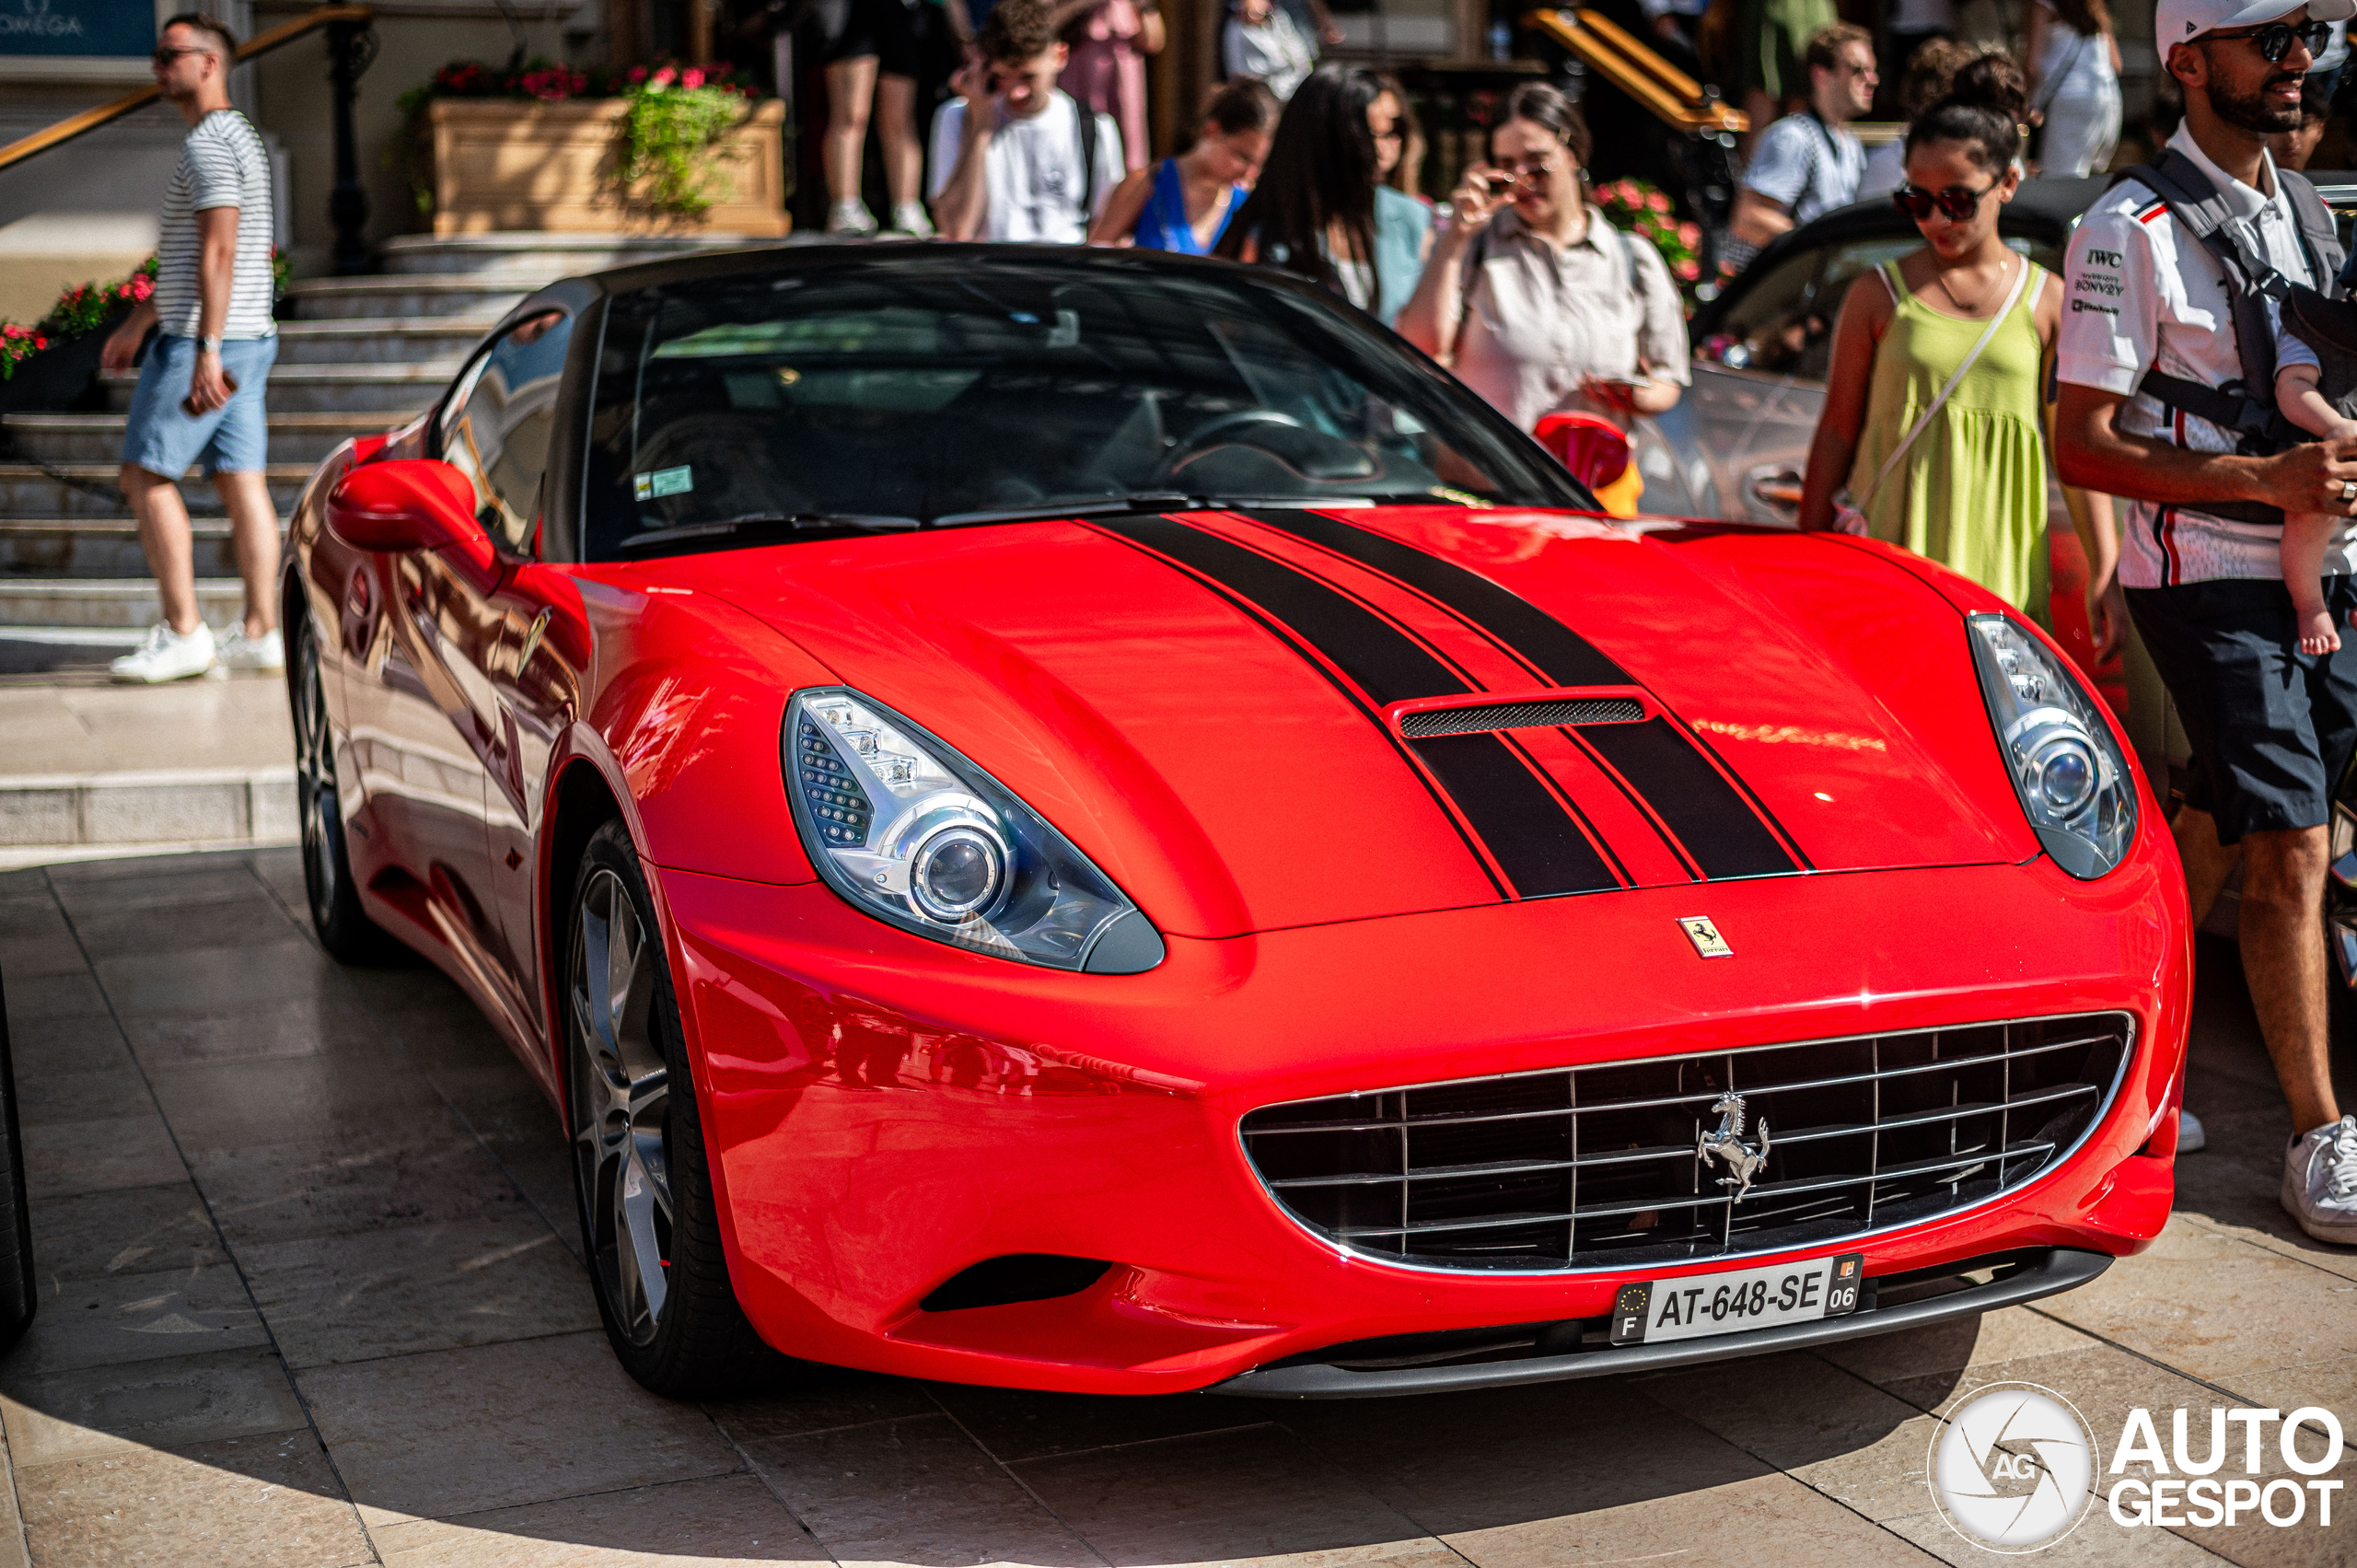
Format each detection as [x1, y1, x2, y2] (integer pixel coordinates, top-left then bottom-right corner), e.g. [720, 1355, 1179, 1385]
[580, 253, 1592, 557]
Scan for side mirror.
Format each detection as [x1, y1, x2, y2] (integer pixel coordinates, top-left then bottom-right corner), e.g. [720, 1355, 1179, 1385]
[1532, 412, 1631, 493]
[326, 459, 483, 554]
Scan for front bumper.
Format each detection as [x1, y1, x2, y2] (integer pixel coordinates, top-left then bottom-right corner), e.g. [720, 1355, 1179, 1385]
[656, 848, 2188, 1396]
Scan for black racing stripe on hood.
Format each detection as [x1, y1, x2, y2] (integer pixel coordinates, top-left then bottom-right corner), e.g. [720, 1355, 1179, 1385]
[1245, 509, 1631, 687]
[1094, 517, 1619, 898]
[1577, 718, 1797, 878]
[1244, 509, 1805, 877]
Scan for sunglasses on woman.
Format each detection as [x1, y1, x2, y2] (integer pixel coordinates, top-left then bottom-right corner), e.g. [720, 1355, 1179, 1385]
[1891, 180, 1998, 222]
[2204, 18, 2333, 62]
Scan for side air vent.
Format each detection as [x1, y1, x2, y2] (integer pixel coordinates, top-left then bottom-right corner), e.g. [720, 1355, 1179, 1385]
[1399, 697, 1645, 738]
[919, 1255, 1113, 1311]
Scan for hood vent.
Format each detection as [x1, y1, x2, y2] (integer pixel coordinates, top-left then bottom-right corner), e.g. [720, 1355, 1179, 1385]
[1398, 696, 1644, 738]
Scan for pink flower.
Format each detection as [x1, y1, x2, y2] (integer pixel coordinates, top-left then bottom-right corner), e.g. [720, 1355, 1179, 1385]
[650, 65, 676, 87]
[681, 66, 703, 87]
[1675, 259, 1700, 281]
[629, 64, 648, 82]
[1678, 222, 1701, 247]
[1646, 191, 1671, 214]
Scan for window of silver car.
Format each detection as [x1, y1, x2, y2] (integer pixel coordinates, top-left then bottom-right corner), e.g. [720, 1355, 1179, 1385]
[1708, 234, 2042, 380]
[437, 309, 573, 556]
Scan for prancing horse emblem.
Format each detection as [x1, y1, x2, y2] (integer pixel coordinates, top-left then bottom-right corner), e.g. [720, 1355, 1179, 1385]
[1697, 1091, 1771, 1199]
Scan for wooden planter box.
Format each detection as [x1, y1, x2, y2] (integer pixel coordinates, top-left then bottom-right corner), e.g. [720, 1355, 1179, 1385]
[428, 99, 790, 238]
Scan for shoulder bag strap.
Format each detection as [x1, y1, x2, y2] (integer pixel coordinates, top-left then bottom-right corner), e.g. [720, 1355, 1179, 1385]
[1074, 99, 1098, 220]
[2030, 29, 2089, 119]
[1855, 259, 2037, 514]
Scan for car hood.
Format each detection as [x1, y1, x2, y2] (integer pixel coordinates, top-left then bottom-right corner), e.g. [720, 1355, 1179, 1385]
[652, 506, 2035, 939]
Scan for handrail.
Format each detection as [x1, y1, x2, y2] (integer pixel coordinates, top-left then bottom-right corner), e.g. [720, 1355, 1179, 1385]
[1524, 8, 1747, 135]
[0, 5, 374, 174]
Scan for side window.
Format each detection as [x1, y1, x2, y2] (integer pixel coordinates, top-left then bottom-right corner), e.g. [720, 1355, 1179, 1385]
[439, 309, 573, 554]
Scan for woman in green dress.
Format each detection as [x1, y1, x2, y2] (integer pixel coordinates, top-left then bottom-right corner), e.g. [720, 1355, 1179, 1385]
[1798, 55, 2062, 623]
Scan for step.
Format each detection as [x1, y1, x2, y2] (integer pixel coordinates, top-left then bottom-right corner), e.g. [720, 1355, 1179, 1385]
[273, 318, 498, 366]
[5, 412, 384, 466]
[0, 518, 240, 578]
[379, 231, 761, 280]
[0, 577, 250, 628]
[0, 765, 295, 860]
[103, 363, 453, 414]
[283, 276, 531, 320]
[0, 465, 309, 518]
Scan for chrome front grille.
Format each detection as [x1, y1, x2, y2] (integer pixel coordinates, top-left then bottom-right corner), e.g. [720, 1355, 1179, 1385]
[1397, 697, 1644, 738]
[1239, 1014, 2133, 1272]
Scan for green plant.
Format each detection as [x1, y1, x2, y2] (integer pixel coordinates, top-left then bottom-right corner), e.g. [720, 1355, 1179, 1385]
[0, 258, 157, 380]
[610, 67, 749, 225]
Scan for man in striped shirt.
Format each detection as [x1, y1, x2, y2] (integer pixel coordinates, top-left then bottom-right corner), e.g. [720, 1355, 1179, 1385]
[99, 12, 282, 683]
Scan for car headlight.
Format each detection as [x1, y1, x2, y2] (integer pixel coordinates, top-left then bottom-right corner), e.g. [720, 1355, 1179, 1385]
[783, 688, 1164, 972]
[1965, 613, 2136, 879]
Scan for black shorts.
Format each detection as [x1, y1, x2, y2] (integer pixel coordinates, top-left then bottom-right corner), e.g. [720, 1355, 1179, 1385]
[814, 0, 926, 75]
[2125, 575, 2357, 844]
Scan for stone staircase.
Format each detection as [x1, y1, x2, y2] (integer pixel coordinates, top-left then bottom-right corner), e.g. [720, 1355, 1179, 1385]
[0, 231, 747, 861]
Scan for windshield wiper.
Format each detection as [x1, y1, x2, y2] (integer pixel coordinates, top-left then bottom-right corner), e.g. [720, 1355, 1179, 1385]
[617, 512, 923, 550]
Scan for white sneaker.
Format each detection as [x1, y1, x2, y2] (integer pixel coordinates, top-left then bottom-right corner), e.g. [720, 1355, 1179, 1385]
[827, 198, 878, 237]
[109, 621, 216, 684]
[214, 626, 284, 674]
[2281, 1115, 2357, 1245]
[891, 201, 935, 238]
[2178, 1108, 2206, 1153]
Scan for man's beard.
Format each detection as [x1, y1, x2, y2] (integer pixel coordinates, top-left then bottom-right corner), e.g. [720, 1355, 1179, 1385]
[2208, 68, 2304, 134]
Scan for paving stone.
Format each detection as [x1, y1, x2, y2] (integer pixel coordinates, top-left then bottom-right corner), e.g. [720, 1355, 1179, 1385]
[1639, 1350, 1942, 1522]
[1816, 1302, 2107, 1391]
[119, 993, 395, 1069]
[187, 1116, 541, 1245]
[1, 1013, 132, 1080]
[14, 1063, 154, 1127]
[69, 896, 305, 961]
[1440, 1469, 1940, 1568]
[422, 1062, 575, 1251]
[3, 971, 106, 1025]
[1, 1260, 269, 1378]
[0, 1347, 307, 1467]
[741, 1412, 1100, 1568]
[12, 1426, 369, 1568]
[144, 1050, 453, 1155]
[0, 933, 93, 980]
[1016, 1422, 1457, 1568]
[926, 1380, 1269, 1464]
[2031, 1218, 2357, 1385]
[21, 1113, 182, 1201]
[702, 1368, 939, 1445]
[92, 940, 343, 1020]
[235, 1214, 597, 1369]
[366, 1472, 829, 1566]
[1881, 1505, 2228, 1565]
[298, 1330, 741, 1526]
[2172, 1169, 2357, 1287]
[29, 1182, 227, 1283]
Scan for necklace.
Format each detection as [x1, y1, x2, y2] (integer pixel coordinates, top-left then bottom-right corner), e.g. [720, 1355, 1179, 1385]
[1932, 251, 2014, 316]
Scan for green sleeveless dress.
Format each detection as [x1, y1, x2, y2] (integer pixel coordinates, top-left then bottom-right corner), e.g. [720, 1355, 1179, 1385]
[1847, 259, 2050, 623]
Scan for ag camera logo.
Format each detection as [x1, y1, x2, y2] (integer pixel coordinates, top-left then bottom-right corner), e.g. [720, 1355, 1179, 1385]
[1927, 1383, 2099, 1552]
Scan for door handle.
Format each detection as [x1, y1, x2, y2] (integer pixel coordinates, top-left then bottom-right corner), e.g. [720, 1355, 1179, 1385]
[1749, 470, 1805, 508]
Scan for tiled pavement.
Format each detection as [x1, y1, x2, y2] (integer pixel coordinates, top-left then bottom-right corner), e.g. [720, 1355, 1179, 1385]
[0, 848, 2349, 1568]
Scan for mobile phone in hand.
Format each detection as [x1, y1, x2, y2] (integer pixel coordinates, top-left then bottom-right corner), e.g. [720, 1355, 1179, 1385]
[181, 371, 238, 417]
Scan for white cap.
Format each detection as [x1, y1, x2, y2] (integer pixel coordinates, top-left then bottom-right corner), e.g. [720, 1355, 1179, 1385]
[2156, 0, 2355, 53]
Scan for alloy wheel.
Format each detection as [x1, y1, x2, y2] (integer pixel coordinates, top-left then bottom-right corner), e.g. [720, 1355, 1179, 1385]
[570, 867, 674, 1346]
[293, 633, 342, 932]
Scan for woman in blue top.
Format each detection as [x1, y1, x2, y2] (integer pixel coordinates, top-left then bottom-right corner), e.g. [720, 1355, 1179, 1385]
[1090, 79, 1278, 252]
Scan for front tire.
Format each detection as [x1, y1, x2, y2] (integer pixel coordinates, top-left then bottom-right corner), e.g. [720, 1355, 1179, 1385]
[565, 820, 792, 1397]
[288, 620, 398, 963]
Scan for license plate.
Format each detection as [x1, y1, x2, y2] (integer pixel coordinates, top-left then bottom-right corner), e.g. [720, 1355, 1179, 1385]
[1608, 1252, 1865, 1346]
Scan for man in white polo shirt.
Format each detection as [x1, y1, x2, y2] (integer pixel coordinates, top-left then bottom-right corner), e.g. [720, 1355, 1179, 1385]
[2055, 0, 2357, 1243]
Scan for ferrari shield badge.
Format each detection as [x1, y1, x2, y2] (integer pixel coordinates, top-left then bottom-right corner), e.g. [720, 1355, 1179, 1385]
[1697, 1092, 1771, 1199]
[1678, 916, 1733, 958]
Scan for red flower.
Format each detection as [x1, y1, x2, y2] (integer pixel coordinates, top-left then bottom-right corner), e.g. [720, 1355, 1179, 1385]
[681, 66, 703, 88]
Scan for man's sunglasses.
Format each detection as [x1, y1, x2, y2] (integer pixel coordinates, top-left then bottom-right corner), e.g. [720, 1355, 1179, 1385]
[151, 44, 214, 64]
[1891, 180, 1998, 222]
[2204, 19, 2333, 62]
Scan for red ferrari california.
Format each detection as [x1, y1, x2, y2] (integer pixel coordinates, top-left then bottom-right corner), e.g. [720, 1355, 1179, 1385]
[285, 244, 2188, 1400]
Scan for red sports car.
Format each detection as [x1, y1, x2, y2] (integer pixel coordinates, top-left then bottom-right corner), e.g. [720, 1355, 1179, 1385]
[286, 244, 2188, 1400]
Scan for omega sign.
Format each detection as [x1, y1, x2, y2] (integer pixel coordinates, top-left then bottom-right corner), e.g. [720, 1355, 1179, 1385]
[0, 0, 157, 58]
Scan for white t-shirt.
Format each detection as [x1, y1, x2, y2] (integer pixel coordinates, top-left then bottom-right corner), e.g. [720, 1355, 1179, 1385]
[1741, 114, 1866, 226]
[1224, 9, 1315, 100]
[2031, 2, 2116, 106]
[2059, 125, 2347, 587]
[155, 109, 276, 340]
[927, 91, 1124, 243]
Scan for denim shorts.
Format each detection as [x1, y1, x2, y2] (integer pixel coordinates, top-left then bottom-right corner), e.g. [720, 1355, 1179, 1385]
[2125, 575, 2357, 844]
[122, 332, 277, 478]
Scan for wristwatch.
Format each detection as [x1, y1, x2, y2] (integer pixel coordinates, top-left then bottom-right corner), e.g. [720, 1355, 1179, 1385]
[198, 335, 223, 355]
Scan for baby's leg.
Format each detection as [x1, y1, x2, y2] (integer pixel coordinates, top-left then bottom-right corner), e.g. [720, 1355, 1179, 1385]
[2282, 512, 2342, 654]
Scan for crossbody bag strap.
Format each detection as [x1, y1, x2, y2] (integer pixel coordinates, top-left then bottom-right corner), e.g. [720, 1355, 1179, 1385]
[1856, 258, 2037, 515]
[2030, 29, 2089, 118]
